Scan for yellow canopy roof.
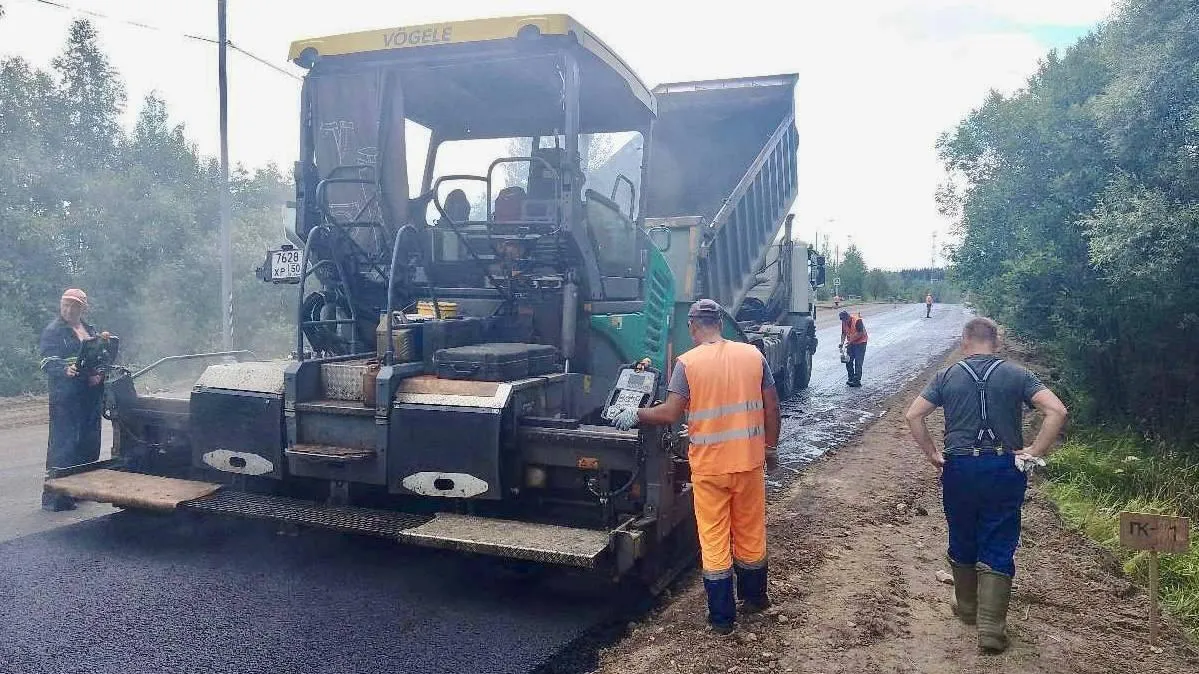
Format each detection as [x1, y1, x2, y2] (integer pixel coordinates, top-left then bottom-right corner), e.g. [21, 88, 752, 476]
[288, 14, 654, 115]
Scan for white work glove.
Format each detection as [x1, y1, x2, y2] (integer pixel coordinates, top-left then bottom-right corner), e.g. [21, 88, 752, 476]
[612, 408, 639, 431]
[679, 423, 689, 439]
[1014, 453, 1046, 474]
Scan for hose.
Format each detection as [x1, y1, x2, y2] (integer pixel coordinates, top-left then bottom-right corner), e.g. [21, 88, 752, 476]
[586, 442, 645, 504]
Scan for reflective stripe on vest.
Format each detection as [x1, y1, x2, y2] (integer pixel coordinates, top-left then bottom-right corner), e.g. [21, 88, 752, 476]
[677, 341, 768, 475]
[688, 399, 764, 422]
[690, 424, 765, 446]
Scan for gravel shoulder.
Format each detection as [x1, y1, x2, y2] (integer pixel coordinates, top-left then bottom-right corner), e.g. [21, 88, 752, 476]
[593, 347, 1199, 674]
[0, 396, 48, 430]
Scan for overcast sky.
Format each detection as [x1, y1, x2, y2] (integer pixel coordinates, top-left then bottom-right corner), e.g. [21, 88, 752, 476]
[0, 0, 1114, 269]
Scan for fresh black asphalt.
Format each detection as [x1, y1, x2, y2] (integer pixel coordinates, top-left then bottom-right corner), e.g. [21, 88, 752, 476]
[0, 513, 612, 674]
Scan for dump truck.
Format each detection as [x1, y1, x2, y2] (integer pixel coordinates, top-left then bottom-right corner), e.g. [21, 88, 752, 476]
[45, 14, 824, 588]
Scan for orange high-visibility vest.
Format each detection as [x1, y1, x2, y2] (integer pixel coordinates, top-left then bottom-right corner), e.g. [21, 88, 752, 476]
[843, 313, 868, 345]
[677, 340, 768, 476]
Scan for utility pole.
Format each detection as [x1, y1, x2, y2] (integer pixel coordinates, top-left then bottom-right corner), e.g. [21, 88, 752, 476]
[217, 0, 233, 350]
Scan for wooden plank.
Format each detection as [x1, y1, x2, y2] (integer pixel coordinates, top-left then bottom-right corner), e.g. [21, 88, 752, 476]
[1118, 511, 1190, 554]
[44, 469, 221, 512]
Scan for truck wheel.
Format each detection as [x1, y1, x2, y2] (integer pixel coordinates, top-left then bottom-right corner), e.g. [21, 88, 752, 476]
[795, 347, 813, 389]
[780, 351, 797, 399]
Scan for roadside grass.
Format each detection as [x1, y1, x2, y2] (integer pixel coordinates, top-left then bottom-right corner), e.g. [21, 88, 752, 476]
[1042, 431, 1199, 642]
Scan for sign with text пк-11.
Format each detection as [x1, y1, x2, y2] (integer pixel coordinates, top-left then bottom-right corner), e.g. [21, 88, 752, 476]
[1119, 512, 1190, 554]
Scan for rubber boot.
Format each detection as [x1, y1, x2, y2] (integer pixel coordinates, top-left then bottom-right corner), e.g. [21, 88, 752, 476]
[703, 575, 736, 635]
[735, 563, 770, 614]
[949, 561, 977, 625]
[976, 564, 1012, 653]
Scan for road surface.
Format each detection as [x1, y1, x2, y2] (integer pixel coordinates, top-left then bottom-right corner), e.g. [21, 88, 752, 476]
[0, 406, 116, 542]
[0, 303, 970, 674]
[774, 302, 970, 480]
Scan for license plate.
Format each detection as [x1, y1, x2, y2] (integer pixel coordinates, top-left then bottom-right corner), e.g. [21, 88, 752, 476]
[270, 248, 302, 281]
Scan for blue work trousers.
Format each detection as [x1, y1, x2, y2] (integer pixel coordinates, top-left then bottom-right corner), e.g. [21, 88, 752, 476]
[941, 453, 1027, 577]
[42, 392, 102, 509]
[845, 343, 866, 384]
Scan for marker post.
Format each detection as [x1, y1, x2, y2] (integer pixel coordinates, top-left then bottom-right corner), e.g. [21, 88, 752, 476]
[1118, 512, 1190, 646]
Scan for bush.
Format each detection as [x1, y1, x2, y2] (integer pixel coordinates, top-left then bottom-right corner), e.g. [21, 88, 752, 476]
[0, 306, 44, 395]
[1047, 431, 1199, 519]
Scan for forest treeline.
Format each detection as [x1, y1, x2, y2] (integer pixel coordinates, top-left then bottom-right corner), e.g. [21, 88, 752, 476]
[939, 0, 1199, 445]
[0, 17, 296, 394]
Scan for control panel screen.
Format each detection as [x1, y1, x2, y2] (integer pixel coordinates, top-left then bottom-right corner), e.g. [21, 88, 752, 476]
[616, 370, 655, 394]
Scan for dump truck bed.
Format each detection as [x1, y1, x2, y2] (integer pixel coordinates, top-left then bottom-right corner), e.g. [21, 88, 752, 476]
[642, 74, 798, 316]
[646, 75, 797, 219]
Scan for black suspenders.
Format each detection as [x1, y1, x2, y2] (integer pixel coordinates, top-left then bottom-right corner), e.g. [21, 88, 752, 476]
[956, 359, 1006, 447]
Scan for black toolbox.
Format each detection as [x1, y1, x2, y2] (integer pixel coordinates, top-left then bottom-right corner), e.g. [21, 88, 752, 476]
[524, 344, 559, 376]
[417, 317, 487, 370]
[434, 343, 559, 382]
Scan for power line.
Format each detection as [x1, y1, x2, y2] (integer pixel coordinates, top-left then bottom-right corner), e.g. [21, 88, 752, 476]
[18, 0, 300, 81]
[228, 41, 301, 81]
[27, 0, 217, 44]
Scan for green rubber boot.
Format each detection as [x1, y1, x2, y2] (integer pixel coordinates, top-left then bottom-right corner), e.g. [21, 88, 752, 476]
[949, 561, 977, 625]
[976, 564, 1012, 653]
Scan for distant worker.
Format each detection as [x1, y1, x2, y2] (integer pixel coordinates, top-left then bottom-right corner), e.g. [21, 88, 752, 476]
[838, 310, 868, 387]
[833, 294, 842, 309]
[38, 288, 105, 511]
[904, 317, 1067, 653]
[926, 293, 934, 318]
[612, 299, 781, 635]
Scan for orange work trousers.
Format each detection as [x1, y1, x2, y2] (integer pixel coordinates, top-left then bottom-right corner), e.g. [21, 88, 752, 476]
[692, 466, 767, 579]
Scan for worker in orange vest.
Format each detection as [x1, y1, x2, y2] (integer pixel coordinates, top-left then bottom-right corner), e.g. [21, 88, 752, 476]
[926, 293, 934, 318]
[839, 310, 868, 387]
[612, 299, 781, 635]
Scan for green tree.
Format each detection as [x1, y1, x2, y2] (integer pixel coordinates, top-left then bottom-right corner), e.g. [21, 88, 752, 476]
[0, 53, 71, 393]
[839, 244, 867, 297]
[51, 19, 124, 171]
[865, 268, 891, 300]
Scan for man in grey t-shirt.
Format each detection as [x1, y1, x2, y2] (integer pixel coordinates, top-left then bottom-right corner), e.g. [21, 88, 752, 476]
[905, 317, 1067, 654]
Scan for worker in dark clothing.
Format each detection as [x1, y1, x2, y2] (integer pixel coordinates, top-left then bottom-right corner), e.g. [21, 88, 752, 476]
[39, 288, 104, 511]
[838, 310, 868, 387]
[612, 299, 781, 636]
[905, 317, 1067, 653]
